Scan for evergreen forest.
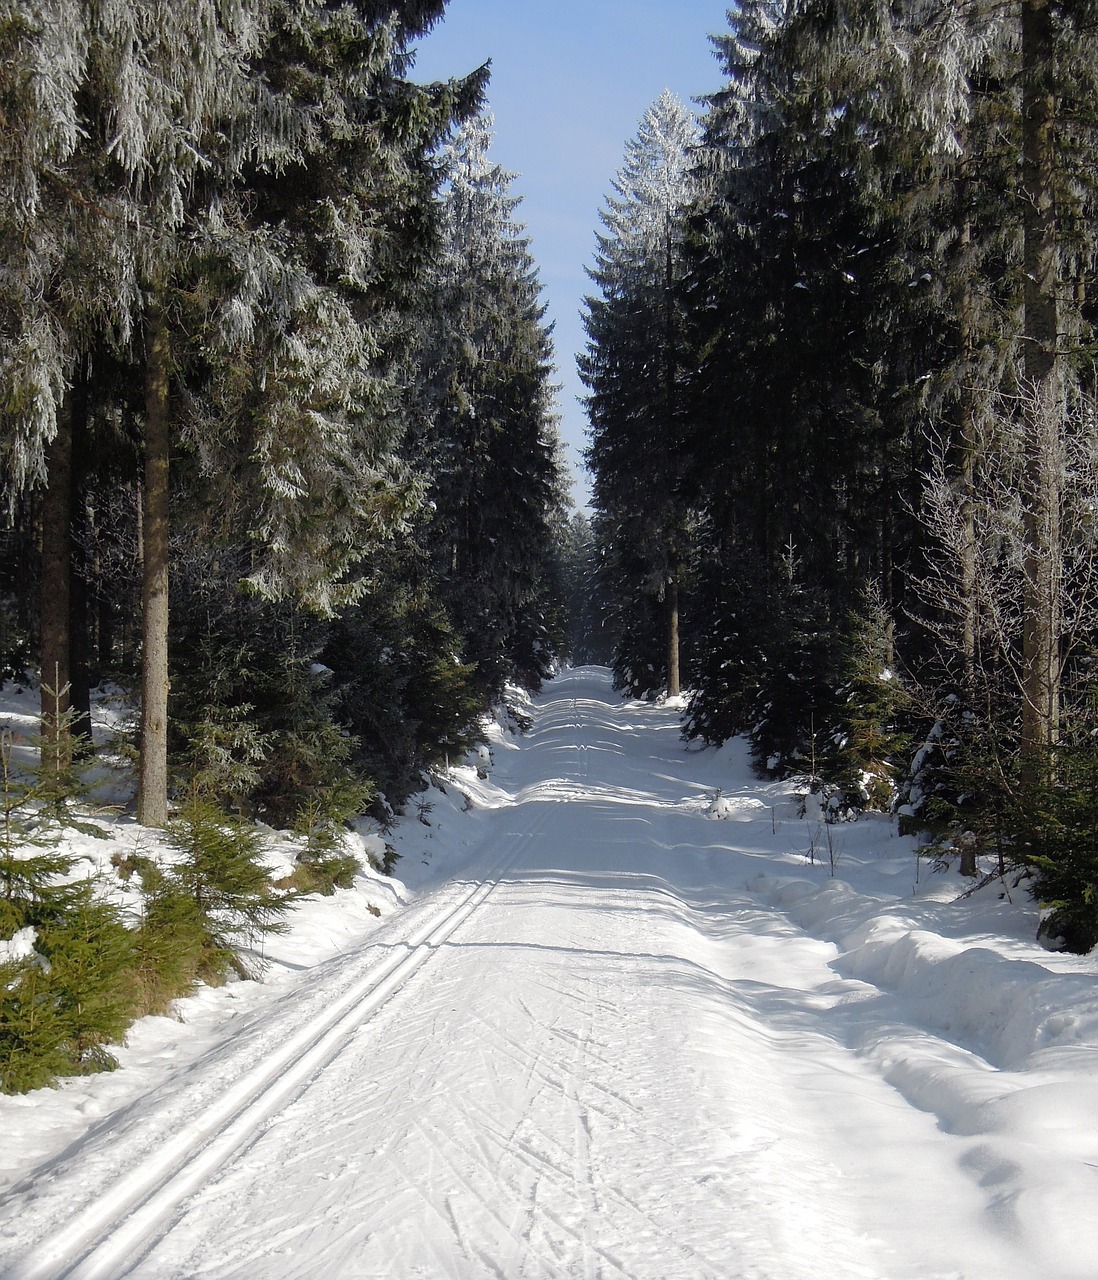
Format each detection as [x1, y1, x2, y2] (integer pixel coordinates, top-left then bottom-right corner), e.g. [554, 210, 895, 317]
[584, 1, 1098, 953]
[1, 0, 1097, 1094]
[0, 0, 585, 1091]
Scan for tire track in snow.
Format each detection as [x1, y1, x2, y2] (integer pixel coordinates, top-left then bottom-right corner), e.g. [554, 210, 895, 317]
[7, 808, 551, 1280]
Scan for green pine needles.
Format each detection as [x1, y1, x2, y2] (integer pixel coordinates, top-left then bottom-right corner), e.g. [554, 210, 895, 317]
[1013, 739, 1098, 954]
[1, 730, 136, 1091]
[289, 786, 370, 898]
[164, 794, 292, 982]
[0, 725, 298, 1093]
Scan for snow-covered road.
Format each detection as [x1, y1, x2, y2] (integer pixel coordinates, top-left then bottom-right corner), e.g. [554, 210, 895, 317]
[3, 667, 1098, 1278]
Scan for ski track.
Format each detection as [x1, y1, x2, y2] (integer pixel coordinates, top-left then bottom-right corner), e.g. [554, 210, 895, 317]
[0, 669, 1049, 1277]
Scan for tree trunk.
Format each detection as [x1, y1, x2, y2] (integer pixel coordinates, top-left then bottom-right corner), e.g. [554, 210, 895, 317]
[666, 574, 680, 698]
[86, 493, 111, 670]
[39, 394, 74, 776]
[137, 301, 171, 827]
[1019, 0, 1062, 784]
[956, 209, 979, 692]
[68, 364, 92, 745]
[663, 221, 683, 706]
[959, 401, 978, 688]
[68, 491, 93, 746]
[117, 482, 142, 671]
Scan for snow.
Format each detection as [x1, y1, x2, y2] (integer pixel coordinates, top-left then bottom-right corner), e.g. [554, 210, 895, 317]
[2, 666, 1098, 1278]
[1, 925, 38, 964]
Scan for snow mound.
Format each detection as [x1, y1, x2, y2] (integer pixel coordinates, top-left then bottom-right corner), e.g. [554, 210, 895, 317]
[707, 793, 768, 821]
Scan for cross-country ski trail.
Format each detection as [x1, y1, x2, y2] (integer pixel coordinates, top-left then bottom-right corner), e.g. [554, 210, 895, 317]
[3, 666, 1097, 1279]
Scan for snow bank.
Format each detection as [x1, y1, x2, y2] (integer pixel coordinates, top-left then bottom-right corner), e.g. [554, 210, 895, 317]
[747, 871, 1098, 1071]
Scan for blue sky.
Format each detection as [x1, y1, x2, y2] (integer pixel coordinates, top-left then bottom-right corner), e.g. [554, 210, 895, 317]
[412, 1, 730, 510]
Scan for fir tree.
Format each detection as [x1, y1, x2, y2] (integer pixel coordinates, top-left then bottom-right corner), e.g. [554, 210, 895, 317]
[0, 1, 486, 828]
[326, 564, 484, 805]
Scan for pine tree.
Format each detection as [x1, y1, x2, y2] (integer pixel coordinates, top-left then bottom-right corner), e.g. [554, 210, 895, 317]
[325, 572, 483, 806]
[0, 729, 137, 1087]
[166, 794, 290, 982]
[677, 0, 1098, 931]
[0, 0, 272, 824]
[37, 883, 136, 1073]
[824, 586, 912, 812]
[1015, 0, 1098, 777]
[1023, 727, 1098, 952]
[680, 2, 906, 758]
[133, 0, 483, 821]
[677, 1, 1024, 779]
[555, 512, 612, 665]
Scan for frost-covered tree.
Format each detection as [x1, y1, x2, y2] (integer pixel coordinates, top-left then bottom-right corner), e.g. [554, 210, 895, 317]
[1015, 0, 1098, 775]
[408, 112, 566, 696]
[147, 1, 486, 823]
[796, 0, 1098, 782]
[0, 1, 485, 825]
[0, 0, 270, 822]
[674, 0, 1098, 879]
[581, 91, 699, 698]
[188, 1, 486, 612]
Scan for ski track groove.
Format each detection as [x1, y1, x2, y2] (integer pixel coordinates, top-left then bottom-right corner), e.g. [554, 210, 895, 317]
[6, 808, 551, 1280]
[453, 1082, 731, 1280]
[435, 978, 736, 1280]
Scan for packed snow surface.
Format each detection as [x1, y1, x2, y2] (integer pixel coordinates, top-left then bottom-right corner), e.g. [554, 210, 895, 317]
[2, 666, 1098, 1278]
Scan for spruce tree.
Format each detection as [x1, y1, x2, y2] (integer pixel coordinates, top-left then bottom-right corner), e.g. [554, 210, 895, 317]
[678, 0, 1098, 903]
[166, 795, 290, 982]
[677, 1, 1005, 780]
[581, 91, 700, 698]
[407, 111, 566, 697]
[0, 1, 486, 826]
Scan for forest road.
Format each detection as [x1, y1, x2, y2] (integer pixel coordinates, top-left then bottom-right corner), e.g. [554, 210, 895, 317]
[1, 667, 1018, 1280]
